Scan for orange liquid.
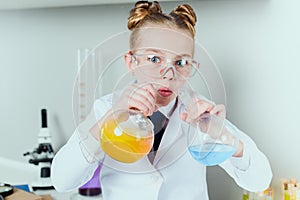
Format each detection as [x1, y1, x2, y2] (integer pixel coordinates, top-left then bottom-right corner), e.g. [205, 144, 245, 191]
[100, 118, 154, 163]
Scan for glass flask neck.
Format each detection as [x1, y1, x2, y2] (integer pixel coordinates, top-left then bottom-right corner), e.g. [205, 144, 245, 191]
[129, 110, 153, 130]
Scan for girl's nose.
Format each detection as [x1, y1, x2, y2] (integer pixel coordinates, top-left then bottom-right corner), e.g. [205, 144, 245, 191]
[160, 65, 176, 80]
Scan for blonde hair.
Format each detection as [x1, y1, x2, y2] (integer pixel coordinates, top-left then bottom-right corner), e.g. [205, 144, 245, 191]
[127, 1, 197, 48]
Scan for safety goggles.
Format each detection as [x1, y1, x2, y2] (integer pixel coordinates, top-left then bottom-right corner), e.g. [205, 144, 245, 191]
[131, 54, 200, 79]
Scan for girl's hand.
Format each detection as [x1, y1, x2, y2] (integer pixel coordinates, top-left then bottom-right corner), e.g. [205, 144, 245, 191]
[180, 98, 226, 124]
[114, 83, 158, 116]
[180, 98, 226, 136]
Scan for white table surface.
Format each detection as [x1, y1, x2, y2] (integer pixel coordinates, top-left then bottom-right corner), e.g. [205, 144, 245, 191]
[34, 189, 104, 200]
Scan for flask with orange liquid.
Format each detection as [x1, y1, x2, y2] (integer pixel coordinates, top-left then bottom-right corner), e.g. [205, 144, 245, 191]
[99, 109, 154, 163]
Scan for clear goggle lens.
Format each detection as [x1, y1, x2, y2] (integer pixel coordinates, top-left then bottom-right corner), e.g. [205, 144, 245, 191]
[132, 54, 199, 79]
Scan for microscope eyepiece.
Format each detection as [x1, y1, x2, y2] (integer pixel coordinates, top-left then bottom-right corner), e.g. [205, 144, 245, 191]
[41, 109, 47, 128]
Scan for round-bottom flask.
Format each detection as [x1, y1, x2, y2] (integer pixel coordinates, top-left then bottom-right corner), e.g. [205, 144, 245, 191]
[100, 109, 154, 163]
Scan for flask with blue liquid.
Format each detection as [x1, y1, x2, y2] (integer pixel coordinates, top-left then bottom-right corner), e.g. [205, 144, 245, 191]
[179, 86, 239, 166]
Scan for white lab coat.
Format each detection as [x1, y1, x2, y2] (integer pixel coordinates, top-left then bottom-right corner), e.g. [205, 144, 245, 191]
[51, 94, 272, 200]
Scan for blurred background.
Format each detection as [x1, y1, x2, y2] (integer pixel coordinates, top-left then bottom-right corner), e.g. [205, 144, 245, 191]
[0, 0, 299, 199]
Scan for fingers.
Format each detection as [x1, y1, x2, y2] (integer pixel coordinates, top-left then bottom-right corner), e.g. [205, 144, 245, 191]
[210, 104, 226, 118]
[181, 98, 226, 124]
[183, 98, 214, 124]
[127, 92, 155, 115]
[180, 112, 188, 121]
[142, 84, 156, 100]
[119, 83, 157, 116]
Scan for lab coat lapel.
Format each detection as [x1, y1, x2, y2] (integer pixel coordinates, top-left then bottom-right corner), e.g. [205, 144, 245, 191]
[153, 103, 185, 166]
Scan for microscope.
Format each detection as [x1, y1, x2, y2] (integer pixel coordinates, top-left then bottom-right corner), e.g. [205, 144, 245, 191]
[24, 109, 55, 190]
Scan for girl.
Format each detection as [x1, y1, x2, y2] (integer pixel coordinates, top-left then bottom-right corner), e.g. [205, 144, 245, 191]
[51, 1, 272, 199]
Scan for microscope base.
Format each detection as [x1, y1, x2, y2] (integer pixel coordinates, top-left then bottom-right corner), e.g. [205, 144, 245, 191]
[32, 185, 55, 191]
[31, 178, 54, 191]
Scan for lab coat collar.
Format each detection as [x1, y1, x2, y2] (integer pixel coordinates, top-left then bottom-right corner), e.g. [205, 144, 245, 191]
[157, 97, 177, 119]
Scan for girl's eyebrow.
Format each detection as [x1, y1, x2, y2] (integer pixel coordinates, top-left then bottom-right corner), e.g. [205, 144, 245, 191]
[141, 48, 164, 54]
[179, 53, 192, 58]
[141, 48, 192, 58]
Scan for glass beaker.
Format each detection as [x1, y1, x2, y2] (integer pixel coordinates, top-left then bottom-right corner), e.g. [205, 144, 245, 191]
[99, 109, 154, 163]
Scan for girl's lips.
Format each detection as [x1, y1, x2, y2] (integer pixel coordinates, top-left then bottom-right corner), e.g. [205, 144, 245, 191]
[158, 87, 173, 97]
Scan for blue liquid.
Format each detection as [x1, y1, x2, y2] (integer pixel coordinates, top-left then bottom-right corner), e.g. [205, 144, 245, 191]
[188, 143, 236, 166]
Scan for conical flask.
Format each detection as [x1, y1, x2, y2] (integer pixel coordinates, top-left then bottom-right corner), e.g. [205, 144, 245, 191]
[179, 85, 239, 166]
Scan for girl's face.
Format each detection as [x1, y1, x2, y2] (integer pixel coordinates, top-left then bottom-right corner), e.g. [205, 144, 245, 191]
[126, 26, 195, 107]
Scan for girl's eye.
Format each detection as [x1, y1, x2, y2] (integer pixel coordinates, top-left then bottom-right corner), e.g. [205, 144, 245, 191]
[175, 59, 187, 67]
[147, 55, 161, 64]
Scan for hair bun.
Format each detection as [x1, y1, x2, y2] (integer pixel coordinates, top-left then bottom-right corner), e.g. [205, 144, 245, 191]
[171, 4, 197, 35]
[128, 1, 162, 30]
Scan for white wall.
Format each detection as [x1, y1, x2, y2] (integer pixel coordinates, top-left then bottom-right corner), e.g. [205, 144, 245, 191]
[1, 0, 299, 199]
[196, 0, 300, 199]
[0, 3, 130, 159]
